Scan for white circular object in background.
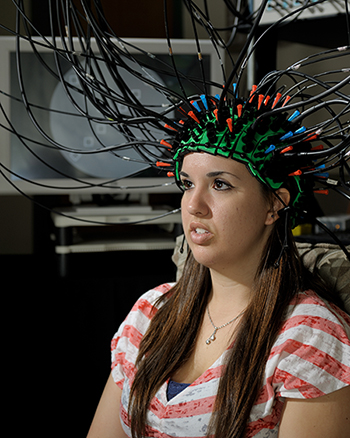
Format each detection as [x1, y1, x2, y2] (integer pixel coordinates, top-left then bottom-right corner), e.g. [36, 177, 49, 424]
[49, 59, 170, 179]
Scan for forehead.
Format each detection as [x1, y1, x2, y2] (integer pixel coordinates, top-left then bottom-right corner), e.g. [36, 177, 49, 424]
[181, 152, 250, 178]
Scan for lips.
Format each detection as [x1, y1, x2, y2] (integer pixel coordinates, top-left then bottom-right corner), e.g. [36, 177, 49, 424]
[189, 222, 213, 245]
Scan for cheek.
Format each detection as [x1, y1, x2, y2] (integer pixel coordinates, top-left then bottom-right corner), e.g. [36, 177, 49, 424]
[180, 201, 192, 239]
[180, 197, 189, 222]
[216, 207, 243, 239]
[221, 202, 267, 239]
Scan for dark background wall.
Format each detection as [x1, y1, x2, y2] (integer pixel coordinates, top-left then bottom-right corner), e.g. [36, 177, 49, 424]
[4, 248, 176, 437]
[1, 1, 181, 436]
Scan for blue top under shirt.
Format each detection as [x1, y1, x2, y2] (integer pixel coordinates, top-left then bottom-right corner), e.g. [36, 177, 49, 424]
[167, 380, 191, 401]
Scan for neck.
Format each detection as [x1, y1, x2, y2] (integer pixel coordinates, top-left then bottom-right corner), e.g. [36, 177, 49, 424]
[207, 237, 264, 303]
[208, 269, 253, 321]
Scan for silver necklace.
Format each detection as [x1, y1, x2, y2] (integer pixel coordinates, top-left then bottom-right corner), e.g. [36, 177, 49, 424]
[206, 306, 245, 345]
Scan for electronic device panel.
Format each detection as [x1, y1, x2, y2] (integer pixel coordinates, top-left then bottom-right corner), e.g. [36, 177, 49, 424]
[0, 37, 223, 195]
[253, 0, 350, 25]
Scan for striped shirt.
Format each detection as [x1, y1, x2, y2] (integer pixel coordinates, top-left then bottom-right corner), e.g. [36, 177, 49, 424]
[111, 283, 350, 437]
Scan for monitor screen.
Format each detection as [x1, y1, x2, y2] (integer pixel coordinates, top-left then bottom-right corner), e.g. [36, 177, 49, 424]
[0, 37, 223, 195]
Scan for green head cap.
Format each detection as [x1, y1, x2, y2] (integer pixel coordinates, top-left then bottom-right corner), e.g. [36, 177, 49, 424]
[170, 95, 316, 228]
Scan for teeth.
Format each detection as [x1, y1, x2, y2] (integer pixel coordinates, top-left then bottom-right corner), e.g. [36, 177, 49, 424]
[195, 228, 208, 234]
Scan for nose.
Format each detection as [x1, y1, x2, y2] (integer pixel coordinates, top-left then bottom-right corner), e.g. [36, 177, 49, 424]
[183, 186, 210, 217]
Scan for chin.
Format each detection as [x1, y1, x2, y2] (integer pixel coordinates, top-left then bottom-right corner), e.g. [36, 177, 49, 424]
[190, 246, 220, 269]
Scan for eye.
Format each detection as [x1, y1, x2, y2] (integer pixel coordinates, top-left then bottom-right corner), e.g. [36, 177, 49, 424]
[180, 178, 194, 191]
[213, 179, 232, 191]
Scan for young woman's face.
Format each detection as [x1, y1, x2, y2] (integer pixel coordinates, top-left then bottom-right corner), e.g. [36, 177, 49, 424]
[180, 152, 276, 279]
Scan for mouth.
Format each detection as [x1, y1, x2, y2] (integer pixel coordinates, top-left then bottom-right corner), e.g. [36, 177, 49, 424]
[189, 223, 213, 244]
[190, 222, 210, 233]
[194, 227, 209, 235]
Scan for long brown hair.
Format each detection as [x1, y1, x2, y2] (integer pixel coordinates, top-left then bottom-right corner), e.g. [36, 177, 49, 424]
[128, 199, 341, 438]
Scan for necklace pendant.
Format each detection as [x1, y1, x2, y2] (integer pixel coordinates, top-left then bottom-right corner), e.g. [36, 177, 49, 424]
[206, 306, 246, 345]
[206, 329, 217, 345]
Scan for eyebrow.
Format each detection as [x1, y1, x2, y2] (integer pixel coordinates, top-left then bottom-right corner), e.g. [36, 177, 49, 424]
[206, 171, 241, 180]
[179, 170, 241, 180]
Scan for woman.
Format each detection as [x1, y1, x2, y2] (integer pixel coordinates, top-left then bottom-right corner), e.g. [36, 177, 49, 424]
[87, 96, 350, 437]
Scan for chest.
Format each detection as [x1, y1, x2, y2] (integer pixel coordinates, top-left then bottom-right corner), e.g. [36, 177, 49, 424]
[171, 317, 236, 384]
[120, 361, 280, 438]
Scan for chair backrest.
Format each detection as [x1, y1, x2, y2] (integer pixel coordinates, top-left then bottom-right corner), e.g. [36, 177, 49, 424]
[172, 235, 350, 314]
[297, 242, 350, 313]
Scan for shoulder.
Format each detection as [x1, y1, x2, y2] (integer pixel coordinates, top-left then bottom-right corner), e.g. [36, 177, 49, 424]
[111, 283, 175, 387]
[276, 289, 350, 363]
[267, 290, 350, 399]
[282, 289, 350, 338]
[111, 283, 175, 353]
[112, 282, 175, 343]
[128, 282, 175, 318]
[250, 291, 350, 431]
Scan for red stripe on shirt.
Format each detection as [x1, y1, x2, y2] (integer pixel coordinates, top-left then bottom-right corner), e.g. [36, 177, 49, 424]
[271, 337, 350, 383]
[279, 313, 350, 346]
[274, 368, 326, 398]
[149, 394, 217, 419]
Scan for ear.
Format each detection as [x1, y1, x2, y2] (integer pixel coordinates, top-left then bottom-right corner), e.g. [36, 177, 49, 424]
[265, 188, 291, 225]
